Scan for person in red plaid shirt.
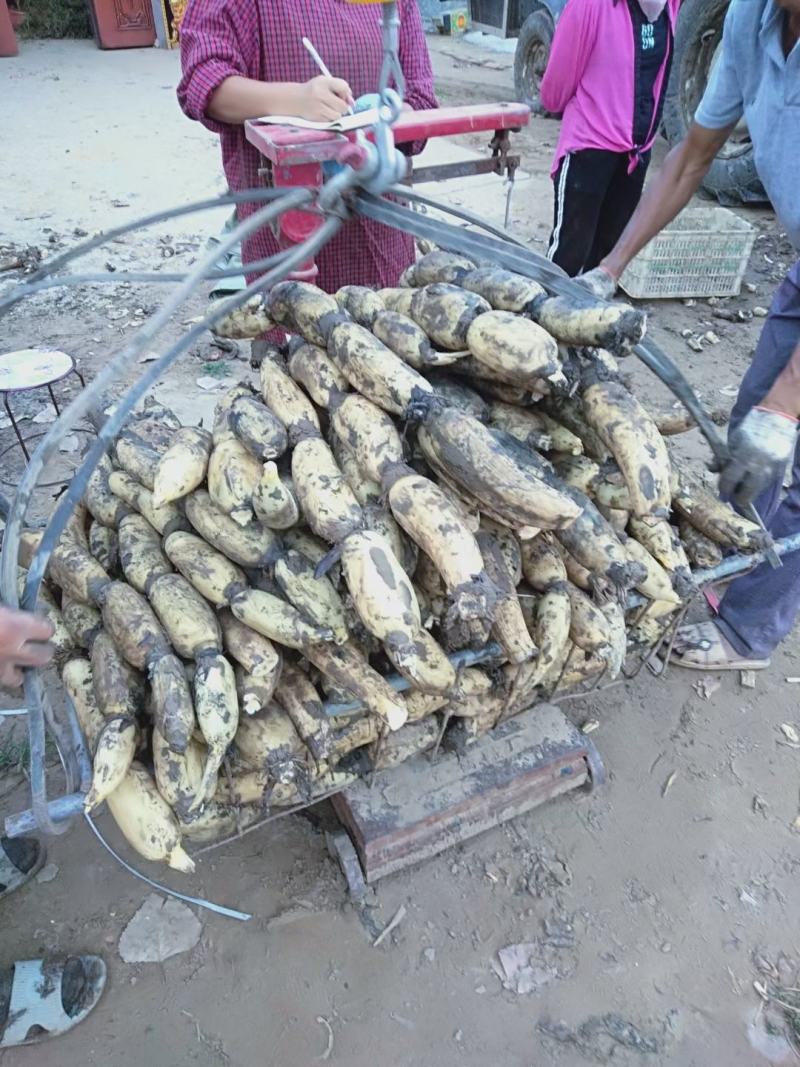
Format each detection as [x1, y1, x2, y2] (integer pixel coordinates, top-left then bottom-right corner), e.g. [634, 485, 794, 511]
[177, 0, 437, 293]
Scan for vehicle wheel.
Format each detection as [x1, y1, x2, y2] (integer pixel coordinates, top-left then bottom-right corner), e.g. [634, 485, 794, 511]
[662, 0, 766, 204]
[513, 10, 555, 117]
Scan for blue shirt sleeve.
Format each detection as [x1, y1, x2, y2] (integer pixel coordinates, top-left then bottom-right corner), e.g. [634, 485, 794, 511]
[694, 5, 744, 129]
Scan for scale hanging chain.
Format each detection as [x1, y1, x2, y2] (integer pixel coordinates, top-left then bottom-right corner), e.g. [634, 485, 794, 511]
[378, 0, 404, 118]
[348, 0, 407, 196]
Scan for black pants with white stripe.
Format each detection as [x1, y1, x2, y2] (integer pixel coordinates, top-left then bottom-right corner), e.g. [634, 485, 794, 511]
[547, 148, 651, 277]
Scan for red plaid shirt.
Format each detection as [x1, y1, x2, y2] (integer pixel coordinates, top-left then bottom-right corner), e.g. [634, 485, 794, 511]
[178, 0, 437, 292]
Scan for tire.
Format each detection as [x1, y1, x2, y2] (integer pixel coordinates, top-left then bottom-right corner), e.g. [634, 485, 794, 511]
[514, 10, 555, 118]
[662, 0, 767, 205]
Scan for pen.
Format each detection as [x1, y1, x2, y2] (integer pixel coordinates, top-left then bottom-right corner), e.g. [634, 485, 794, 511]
[302, 36, 354, 116]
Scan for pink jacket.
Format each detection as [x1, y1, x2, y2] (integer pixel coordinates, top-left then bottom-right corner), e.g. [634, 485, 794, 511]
[540, 0, 680, 175]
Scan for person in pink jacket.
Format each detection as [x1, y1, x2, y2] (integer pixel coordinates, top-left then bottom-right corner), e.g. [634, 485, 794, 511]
[540, 0, 680, 277]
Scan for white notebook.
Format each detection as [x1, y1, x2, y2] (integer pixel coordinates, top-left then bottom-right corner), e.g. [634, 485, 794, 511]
[253, 108, 380, 132]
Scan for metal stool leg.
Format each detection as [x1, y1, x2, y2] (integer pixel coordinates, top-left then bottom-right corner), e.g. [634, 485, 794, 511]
[2, 392, 29, 461]
[46, 384, 61, 416]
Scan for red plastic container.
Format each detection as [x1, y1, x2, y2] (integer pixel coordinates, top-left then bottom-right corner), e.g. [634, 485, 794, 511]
[0, 0, 19, 57]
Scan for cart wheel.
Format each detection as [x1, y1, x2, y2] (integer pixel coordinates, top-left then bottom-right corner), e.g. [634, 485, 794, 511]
[325, 830, 368, 902]
[513, 9, 555, 117]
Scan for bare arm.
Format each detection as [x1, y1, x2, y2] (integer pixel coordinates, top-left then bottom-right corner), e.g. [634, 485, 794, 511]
[207, 74, 353, 125]
[600, 121, 736, 281]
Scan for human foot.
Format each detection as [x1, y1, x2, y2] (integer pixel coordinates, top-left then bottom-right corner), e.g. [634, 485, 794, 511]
[670, 620, 769, 671]
[0, 836, 45, 899]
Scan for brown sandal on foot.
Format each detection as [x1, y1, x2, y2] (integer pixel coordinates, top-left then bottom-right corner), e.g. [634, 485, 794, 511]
[669, 621, 769, 671]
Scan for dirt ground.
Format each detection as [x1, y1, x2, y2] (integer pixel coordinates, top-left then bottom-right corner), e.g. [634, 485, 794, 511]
[1, 36, 799, 1067]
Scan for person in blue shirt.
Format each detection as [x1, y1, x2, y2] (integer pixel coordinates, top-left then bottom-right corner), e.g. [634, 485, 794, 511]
[579, 0, 800, 672]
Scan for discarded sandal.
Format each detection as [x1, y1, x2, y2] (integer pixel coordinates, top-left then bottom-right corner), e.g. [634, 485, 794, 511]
[0, 956, 106, 1047]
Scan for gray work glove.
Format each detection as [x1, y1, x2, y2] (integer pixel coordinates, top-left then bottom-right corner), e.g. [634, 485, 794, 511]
[574, 266, 618, 301]
[718, 406, 799, 507]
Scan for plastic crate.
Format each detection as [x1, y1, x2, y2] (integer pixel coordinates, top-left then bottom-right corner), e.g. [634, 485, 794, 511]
[619, 207, 756, 300]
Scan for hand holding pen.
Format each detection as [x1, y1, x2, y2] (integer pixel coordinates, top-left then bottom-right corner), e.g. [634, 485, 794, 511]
[302, 36, 354, 119]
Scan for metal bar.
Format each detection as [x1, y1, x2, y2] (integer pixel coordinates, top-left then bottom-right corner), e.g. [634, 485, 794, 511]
[42, 683, 79, 797]
[2, 393, 29, 462]
[63, 687, 93, 795]
[623, 531, 800, 612]
[5, 793, 85, 838]
[244, 104, 530, 163]
[370, 187, 732, 460]
[381, 102, 529, 140]
[13, 186, 299, 291]
[6, 247, 297, 303]
[3, 206, 339, 838]
[3, 192, 313, 619]
[46, 384, 60, 417]
[411, 157, 517, 184]
[692, 530, 800, 585]
[322, 642, 504, 718]
[357, 191, 780, 564]
[504, 176, 514, 230]
[356, 193, 572, 278]
[84, 814, 252, 921]
[24, 671, 61, 835]
[385, 184, 530, 246]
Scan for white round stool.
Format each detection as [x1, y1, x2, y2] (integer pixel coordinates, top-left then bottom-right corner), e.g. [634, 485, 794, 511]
[0, 348, 88, 486]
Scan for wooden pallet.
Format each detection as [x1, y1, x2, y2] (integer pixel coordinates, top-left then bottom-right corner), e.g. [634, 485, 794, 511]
[331, 702, 603, 887]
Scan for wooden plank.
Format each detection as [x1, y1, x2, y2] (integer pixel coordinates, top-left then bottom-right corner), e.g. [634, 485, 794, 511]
[333, 703, 596, 884]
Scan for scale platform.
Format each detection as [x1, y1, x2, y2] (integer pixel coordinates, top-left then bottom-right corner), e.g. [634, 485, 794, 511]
[328, 703, 604, 895]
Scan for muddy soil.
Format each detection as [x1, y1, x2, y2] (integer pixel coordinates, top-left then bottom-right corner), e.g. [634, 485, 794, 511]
[0, 36, 798, 1067]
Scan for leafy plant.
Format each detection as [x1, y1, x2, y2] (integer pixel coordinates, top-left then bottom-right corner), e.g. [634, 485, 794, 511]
[18, 0, 92, 39]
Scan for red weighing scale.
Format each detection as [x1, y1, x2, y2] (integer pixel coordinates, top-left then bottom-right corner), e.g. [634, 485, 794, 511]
[244, 102, 530, 282]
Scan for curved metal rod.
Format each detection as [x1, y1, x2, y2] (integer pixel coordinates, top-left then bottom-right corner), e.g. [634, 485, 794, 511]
[8, 186, 307, 291]
[26, 673, 60, 835]
[357, 192, 569, 283]
[28, 677, 87, 838]
[1, 189, 312, 613]
[84, 814, 252, 921]
[364, 191, 730, 463]
[23, 213, 338, 614]
[3, 193, 315, 835]
[389, 184, 534, 253]
[24, 211, 342, 611]
[2, 247, 295, 300]
[15, 217, 340, 836]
